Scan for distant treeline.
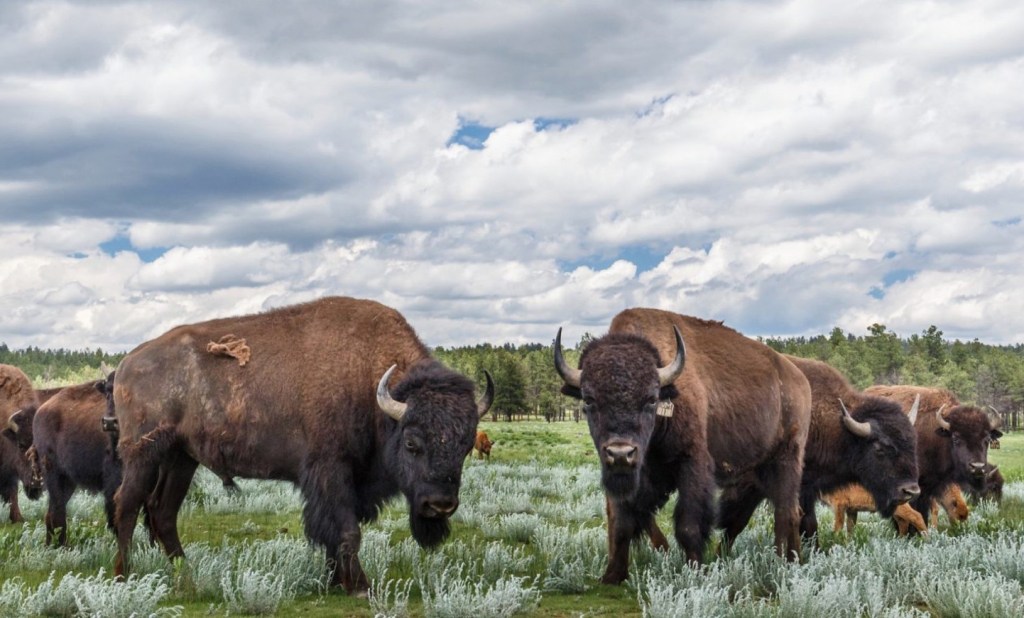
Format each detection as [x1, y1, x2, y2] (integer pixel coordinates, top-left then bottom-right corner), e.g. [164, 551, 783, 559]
[4, 323, 1023, 429]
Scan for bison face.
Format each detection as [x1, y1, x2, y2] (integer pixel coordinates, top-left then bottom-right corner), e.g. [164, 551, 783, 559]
[3, 407, 36, 452]
[842, 397, 920, 517]
[937, 406, 1001, 484]
[554, 328, 684, 500]
[378, 362, 493, 549]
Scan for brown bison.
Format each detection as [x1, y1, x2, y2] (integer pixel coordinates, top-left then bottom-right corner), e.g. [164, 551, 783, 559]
[825, 482, 968, 536]
[1, 364, 44, 521]
[27, 380, 125, 545]
[823, 483, 927, 535]
[111, 297, 493, 595]
[864, 385, 1001, 528]
[473, 431, 495, 459]
[554, 308, 811, 583]
[782, 356, 920, 540]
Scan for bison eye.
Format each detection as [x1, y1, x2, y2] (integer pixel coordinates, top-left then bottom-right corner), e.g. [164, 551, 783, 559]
[405, 439, 421, 454]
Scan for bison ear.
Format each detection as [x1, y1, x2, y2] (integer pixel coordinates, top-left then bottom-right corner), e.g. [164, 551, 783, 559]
[560, 384, 582, 399]
[1, 427, 14, 442]
[94, 380, 107, 394]
[991, 429, 1003, 440]
[658, 383, 679, 402]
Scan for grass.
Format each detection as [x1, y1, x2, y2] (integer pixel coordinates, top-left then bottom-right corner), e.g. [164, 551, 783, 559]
[1, 422, 1022, 616]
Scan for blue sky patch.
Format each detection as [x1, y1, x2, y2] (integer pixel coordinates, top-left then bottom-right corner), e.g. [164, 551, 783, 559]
[559, 244, 666, 273]
[447, 120, 496, 150]
[100, 236, 168, 263]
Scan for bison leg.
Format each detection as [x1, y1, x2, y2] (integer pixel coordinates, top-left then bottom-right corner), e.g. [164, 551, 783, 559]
[602, 496, 639, 584]
[44, 473, 75, 547]
[846, 511, 858, 535]
[146, 453, 198, 560]
[798, 489, 819, 542]
[717, 485, 764, 555]
[672, 457, 715, 563]
[301, 460, 369, 596]
[831, 505, 845, 534]
[3, 486, 22, 524]
[114, 424, 176, 579]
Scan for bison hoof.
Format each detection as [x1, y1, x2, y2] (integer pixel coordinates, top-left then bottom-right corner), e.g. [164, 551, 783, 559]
[599, 572, 627, 586]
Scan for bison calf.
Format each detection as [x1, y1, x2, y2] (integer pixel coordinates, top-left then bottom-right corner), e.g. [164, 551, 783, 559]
[473, 431, 495, 459]
[823, 483, 968, 536]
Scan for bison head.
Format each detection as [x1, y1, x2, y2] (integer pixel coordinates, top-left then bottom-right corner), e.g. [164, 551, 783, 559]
[554, 326, 684, 500]
[376, 360, 494, 548]
[839, 395, 920, 517]
[935, 405, 1002, 485]
[2, 406, 37, 452]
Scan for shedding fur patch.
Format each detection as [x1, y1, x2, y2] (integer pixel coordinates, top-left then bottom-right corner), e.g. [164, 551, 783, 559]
[206, 334, 251, 366]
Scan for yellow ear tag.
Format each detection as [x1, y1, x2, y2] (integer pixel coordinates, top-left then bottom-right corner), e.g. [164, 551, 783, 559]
[656, 401, 675, 417]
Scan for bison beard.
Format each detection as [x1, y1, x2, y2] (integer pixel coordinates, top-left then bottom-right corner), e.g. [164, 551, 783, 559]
[602, 469, 640, 499]
[409, 511, 451, 548]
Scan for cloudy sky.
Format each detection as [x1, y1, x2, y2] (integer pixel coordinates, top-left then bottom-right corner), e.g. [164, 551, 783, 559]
[1, 0, 1023, 352]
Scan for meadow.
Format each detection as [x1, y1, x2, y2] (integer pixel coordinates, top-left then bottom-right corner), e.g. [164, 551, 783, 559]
[0, 420, 1022, 617]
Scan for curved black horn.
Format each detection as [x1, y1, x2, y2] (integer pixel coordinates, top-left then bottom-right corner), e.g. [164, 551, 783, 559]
[477, 371, 495, 418]
[376, 364, 408, 421]
[839, 398, 872, 438]
[656, 326, 686, 387]
[553, 327, 582, 388]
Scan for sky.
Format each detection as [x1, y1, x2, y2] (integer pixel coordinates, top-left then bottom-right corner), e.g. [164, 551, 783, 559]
[1, 0, 1023, 352]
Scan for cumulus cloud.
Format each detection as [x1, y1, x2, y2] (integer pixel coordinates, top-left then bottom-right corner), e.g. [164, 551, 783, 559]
[1, 0, 1024, 351]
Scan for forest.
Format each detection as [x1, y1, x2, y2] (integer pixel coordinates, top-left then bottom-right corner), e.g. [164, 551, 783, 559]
[4, 322, 1023, 431]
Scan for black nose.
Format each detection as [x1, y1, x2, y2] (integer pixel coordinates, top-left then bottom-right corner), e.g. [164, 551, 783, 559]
[898, 483, 921, 503]
[603, 442, 638, 468]
[422, 496, 459, 517]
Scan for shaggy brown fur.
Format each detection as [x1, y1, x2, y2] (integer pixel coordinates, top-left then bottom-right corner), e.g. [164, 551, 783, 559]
[206, 334, 251, 366]
[1, 364, 44, 521]
[30, 381, 125, 545]
[473, 431, 494, 459]
[558, 308, 811, 583]
[782, 356, 919, 540]
[112, 297, 490, 595]
[864, 385, 999, 529]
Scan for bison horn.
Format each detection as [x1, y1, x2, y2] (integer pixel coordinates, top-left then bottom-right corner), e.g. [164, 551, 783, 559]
[987, 464, 1000, 477]
[6, 411, 19, 433]
[907, 394, 920, 426]
[935, 404, 951, 431]
[376, 364, 408, 422]
[657, 326, 687, 387]
[553, 327, 582, 388]
[477, 371, 495, 418]
[987, 405, 1002, 429]
[838, 399, 872, 438]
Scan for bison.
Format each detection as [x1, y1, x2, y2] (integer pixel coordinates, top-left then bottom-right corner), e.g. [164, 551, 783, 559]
[863, 385, 1001, 528]
[1, 364, 44, 522]
[111, 296, 493, 595]
[473, 431, 495, 460]
[28, 379, 125, 545]
[823, 483, 927, 535]
[782, 356, 920, 540]
[554, 308, 811, 583]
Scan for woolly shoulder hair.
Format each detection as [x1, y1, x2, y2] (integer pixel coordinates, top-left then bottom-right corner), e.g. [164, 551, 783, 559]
[390, 359, 476, 402]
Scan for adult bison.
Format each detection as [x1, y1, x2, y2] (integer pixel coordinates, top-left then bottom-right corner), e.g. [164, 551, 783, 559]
[111, 297, 493, 595]
[783, 356, 920, 540]
[554, 308, 811, 583]
[863, 385, 1001, 528]
[29, 379, 124, 545]
[1, 364, 44, 522]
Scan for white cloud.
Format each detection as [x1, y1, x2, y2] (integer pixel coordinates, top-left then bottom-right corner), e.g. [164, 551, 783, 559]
[2, 0, 1024, 351]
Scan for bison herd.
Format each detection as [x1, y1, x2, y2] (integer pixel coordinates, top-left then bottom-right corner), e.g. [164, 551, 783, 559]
[0, 297, 1007, 597]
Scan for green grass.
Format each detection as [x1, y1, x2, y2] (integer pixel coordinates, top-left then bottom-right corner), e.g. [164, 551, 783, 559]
[991, 431, 1024, 482]
[2, 421, 1022, 617]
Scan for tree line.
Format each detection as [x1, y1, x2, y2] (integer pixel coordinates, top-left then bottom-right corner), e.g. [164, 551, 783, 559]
[4, 323, 1022, 430]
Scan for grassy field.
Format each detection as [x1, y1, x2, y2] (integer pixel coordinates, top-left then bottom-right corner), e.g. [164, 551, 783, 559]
[1, 422, 1022, 617]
